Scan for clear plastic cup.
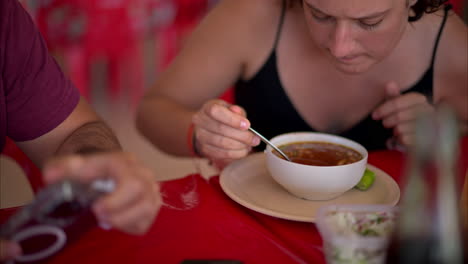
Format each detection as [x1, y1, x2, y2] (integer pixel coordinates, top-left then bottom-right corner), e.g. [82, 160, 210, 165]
[316, 204, 398, 264]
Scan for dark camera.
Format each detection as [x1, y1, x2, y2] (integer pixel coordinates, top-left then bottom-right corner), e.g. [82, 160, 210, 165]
[0, 179, 114, 263]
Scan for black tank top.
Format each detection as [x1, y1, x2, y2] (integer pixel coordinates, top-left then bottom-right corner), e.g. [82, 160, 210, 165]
[235, 3, 451, 151]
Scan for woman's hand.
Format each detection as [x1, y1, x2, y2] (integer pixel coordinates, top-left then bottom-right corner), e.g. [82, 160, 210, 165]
[372, 82, 435, 148]
[192, 99, 261, 168]
[43, 152, 162, 235]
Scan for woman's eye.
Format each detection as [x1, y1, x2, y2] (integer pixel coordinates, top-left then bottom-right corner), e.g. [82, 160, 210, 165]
[359, 19, 383, 30]
[311, 12, 333, 22]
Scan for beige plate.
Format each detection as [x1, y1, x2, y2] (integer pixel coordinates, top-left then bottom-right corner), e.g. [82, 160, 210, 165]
[220, 153, 400, 222]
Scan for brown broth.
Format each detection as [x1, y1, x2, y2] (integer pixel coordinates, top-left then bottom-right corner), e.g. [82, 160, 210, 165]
[275, 141, 363, 166]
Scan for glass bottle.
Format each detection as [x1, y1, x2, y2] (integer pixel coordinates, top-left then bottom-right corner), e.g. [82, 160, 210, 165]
[385, 105, 465, 264]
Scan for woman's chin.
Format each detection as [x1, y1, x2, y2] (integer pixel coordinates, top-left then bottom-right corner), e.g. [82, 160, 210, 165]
[328, 55, 377, 75]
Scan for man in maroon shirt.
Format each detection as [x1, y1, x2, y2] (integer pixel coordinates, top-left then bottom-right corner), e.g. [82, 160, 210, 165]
[0, 0, 161, 260]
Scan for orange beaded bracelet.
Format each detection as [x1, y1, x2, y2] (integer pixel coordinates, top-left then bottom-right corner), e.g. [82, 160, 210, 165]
[187, 123, 202, 157]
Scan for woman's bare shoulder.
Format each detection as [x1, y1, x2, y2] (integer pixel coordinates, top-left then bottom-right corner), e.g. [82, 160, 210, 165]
[146, 0, 287, 103]
[431, 9, 467, 72]
[203, 0, 283, 32]
[417, 8, 467, 48]
[180, 0, 285, 69]
[426, 9, 467, 103]
[411, 8, 466, 69]
[230, 0, 284, 14]
[437, 9, 467, 56]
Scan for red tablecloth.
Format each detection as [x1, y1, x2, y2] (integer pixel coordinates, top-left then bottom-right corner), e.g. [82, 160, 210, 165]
[2, 145, 468, 264]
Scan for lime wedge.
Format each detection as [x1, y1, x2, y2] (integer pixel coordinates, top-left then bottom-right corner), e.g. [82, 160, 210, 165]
[355, 168, 376, 191]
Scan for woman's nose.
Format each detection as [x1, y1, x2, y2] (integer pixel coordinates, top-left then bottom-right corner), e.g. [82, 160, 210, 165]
[328, 23, 356, 59]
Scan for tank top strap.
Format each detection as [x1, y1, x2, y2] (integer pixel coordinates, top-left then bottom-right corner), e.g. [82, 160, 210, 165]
[430, 4, 452, 67]
[273, 0, 287, 50]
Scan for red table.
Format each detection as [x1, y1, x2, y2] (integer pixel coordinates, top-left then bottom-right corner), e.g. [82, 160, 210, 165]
[2, 143, 467, 264]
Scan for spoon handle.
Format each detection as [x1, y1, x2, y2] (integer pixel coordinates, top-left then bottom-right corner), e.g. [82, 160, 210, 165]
[248, 127, 291, 161]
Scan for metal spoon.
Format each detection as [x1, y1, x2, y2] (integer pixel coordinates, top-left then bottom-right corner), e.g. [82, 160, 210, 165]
[248, 127, 291, 161]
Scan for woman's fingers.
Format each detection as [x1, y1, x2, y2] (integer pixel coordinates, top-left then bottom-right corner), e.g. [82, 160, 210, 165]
[191, 100, 260, 162]
[373, 92, 429, 121]
[193, 100, 259, 147]
[229, 104, 248, 117]
[202, 100, 250, 130]
[194, 116, 259, 147]
[381, 101, 433, 128]
[194, 137, 252, 160]
[392, 122, 415, 146]
[371, 83, 435, 148]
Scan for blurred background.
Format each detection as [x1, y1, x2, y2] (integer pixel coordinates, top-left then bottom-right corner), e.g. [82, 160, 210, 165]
[1, 0, 467, 208]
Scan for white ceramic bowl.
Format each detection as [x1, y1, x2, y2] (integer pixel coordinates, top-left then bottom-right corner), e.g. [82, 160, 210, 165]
[265, 132, 368, 201]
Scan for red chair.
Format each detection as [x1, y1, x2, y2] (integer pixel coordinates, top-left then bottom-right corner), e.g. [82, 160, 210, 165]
[155, 0, 210, 71]
[34, 0, 149, 105]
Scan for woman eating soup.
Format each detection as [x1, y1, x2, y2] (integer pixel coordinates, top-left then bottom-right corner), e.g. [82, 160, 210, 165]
[137, 0, 467, 168]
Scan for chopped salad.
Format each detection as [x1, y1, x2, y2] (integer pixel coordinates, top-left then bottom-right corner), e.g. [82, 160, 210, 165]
[322, 210, 397, 264]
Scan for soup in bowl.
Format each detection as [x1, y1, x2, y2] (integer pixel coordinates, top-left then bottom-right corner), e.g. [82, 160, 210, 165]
[265, 132, 368, 201]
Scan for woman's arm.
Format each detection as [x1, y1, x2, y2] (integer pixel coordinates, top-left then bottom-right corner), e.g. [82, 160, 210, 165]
[136, 0, 279, 156]
[434, 10, 468, 134]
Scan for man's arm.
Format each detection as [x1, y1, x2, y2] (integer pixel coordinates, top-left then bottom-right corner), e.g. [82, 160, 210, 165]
[16, 97, 121, 167]
[55, 120, 121, 156]
[14, 95, 161, 237]
[1, 3, 160, 261]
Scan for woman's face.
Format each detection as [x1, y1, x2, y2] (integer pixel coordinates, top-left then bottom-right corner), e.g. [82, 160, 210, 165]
[302, 0, 412, 74]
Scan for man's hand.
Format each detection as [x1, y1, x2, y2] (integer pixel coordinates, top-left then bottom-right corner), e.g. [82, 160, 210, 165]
[0, 239, 21, 261]
[372, 81, 435, 147]
[43, 152, 162, 235]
